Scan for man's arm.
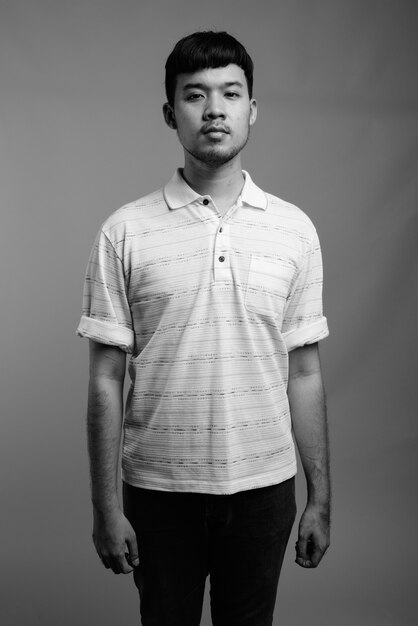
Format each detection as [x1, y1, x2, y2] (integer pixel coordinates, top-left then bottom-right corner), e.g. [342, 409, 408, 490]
[87, 339, 139, 574]
[288, 342, 330, 568]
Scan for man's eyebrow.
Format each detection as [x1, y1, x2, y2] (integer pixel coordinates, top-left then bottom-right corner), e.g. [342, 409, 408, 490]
[223, 81, 244, 89]
[182, 80, 245, 91]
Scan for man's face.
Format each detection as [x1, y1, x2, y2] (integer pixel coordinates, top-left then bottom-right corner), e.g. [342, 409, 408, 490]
[164, 64, 257, 167]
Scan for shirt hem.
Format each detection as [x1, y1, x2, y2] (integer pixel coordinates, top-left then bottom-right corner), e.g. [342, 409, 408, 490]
[121, 465, 297, 495]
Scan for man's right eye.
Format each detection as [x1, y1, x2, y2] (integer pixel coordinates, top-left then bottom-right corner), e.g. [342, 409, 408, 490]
[187, 93, 204, 101]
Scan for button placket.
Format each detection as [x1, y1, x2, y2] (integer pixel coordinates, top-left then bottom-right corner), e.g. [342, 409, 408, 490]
[213, 221, 231, 282]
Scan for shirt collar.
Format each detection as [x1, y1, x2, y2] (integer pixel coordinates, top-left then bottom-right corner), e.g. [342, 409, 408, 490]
[163, 168, 267, 211]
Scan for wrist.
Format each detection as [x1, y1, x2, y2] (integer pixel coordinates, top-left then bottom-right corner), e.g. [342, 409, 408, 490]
[306, 485, 331, 512]
[92, 494, 120, 519]
[306, 498, 330, 514]
[306, 492, 331, 518]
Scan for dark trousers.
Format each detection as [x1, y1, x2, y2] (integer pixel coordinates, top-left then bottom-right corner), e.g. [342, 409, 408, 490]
[123, 478, 296, 626]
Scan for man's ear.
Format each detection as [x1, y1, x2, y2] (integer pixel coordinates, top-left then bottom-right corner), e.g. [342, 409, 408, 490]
[249, 99, 257, 126]
[163, 103, 177, 129]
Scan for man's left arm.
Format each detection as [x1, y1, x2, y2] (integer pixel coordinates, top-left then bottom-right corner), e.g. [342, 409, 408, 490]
[288, 342, 330, 568]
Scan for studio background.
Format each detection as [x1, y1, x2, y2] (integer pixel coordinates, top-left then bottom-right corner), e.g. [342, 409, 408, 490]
[1, 1, 416, 624]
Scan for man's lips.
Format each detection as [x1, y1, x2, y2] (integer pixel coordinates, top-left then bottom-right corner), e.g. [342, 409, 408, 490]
[202, 125, 230, 134]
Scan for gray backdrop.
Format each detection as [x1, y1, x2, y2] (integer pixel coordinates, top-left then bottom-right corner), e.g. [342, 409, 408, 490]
[1, 1, 417, 624]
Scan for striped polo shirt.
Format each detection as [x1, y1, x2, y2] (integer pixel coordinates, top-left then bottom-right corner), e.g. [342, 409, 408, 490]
[77, 169, 329, 494]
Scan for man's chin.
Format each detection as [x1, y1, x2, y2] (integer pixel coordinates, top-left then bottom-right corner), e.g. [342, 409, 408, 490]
[187, 147, 239, 167]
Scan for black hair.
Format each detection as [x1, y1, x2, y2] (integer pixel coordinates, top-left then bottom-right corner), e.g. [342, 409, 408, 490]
[165, 31, 254, 107]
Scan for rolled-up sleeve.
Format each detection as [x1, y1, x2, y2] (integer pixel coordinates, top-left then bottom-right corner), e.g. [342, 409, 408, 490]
[282, 228, 329, 351]
[76, 229, 134, 353]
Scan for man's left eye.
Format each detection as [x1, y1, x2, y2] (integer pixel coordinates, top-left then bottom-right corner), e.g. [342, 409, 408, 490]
[225, 92, 239, 98]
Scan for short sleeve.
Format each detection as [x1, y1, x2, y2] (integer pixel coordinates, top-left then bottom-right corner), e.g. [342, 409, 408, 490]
[76, 229, 134, 352]
[282, 228, 329, 351]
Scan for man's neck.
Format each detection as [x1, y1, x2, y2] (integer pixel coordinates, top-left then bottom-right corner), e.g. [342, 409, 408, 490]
[182, 157, 245, 214]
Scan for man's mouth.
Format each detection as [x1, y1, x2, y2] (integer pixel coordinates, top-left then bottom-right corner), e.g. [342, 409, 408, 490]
[202, 125, 229, 134]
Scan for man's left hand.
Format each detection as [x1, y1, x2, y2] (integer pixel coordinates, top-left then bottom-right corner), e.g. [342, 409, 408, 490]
[295, 503, 330, 568]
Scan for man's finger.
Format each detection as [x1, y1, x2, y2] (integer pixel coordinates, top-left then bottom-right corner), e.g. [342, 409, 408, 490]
[126, 536, 140, 567]
[309, 539, 328, 568]
[295, 536, 308, 559]
[295, 536, 312, 567]
[108, 552, 134, 575]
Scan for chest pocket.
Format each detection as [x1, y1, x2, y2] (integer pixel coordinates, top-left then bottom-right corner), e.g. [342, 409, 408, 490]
[245, 256, 294, 318]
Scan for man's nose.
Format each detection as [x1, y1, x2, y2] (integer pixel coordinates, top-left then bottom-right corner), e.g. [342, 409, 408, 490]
[203, 94, 225, 119]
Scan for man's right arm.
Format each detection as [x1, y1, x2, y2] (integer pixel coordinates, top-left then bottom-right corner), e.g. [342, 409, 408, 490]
[87, 339, 139, 574]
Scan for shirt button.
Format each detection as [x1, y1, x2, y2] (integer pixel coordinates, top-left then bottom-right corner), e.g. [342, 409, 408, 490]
[219, 256, 225, 263]
[203, 198, 209, 205]
[219, 227, 223, 233]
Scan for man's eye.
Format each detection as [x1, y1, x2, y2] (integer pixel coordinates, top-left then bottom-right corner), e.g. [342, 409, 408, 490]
[187, 93, 204, 101]
[225, 92, 240, 98]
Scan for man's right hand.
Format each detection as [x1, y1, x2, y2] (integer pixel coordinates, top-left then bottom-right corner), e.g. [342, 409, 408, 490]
[92, 507, 139, 574]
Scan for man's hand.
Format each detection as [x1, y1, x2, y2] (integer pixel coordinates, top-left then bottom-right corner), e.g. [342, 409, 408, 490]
[92, 507, 139, 574]
[295, 503, 330, 568]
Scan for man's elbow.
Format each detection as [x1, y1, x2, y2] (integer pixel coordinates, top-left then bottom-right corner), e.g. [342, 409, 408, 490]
[288, 343, 322, 381]
[89, 340, 127, 382]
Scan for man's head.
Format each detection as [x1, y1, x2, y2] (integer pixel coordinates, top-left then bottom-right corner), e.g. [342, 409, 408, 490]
[163, 31, 257, 168]
[164, 31, 254, 108]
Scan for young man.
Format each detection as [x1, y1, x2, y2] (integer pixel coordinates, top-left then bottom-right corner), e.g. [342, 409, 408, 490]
[77, 31, 330, 626]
